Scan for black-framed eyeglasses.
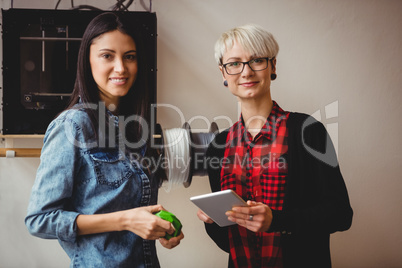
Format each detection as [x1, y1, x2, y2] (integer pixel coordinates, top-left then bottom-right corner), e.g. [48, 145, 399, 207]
[222, 57, 273, 75]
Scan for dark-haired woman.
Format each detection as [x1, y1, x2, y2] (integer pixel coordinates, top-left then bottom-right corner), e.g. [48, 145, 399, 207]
[25, 12, 183, 268]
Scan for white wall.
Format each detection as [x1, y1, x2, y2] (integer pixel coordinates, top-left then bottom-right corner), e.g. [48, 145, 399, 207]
[1, 0, 402, 267]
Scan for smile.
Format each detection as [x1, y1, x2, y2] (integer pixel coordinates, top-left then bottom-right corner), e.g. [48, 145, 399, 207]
[109, 78, 128, 83]
[240, 82, 259, 87]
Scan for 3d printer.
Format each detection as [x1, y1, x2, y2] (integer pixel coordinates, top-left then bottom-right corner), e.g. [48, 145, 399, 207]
[1, 8, 157, 134]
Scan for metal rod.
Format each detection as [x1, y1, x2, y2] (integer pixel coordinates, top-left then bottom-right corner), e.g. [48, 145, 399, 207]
[66, 25, 69, 70]
[0, 148, 42, 158]
[0, 134, 45, 139]
[20, 37, 82, 41]
[42, 30, 45, 72]
[28, 93, 72, 96]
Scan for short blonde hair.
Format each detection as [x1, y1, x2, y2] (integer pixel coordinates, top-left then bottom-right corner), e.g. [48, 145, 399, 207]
[214, 24, 279, 65]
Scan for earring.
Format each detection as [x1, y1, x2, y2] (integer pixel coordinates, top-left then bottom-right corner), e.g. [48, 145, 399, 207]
[223, 80, 228, 87]
[271, 74, 277, 80]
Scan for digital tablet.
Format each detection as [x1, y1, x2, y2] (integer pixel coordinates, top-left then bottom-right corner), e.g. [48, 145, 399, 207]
[190, 189, 248, 227]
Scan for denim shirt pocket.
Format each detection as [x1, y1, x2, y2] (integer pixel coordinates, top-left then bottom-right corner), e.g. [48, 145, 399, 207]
[89, 148, 133, 188]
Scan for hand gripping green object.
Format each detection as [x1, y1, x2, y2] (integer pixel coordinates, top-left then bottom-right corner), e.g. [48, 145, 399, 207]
[154, 210, 182, 239]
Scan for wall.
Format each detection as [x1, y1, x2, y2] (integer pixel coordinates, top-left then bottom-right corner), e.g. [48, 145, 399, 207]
[1, 0, 402, 267]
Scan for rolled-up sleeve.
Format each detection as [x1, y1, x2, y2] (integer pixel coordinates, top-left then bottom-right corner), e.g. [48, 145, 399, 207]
[25, 117, 82, 242]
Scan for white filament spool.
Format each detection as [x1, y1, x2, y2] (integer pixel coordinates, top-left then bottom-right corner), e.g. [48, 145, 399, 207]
[162, 128, 191, 192]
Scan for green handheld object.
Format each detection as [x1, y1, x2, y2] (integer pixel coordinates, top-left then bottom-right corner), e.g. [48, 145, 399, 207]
[154, 210, 182, 239]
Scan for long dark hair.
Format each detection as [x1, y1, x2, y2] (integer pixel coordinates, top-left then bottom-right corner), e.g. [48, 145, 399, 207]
[67, 12, 150, 150]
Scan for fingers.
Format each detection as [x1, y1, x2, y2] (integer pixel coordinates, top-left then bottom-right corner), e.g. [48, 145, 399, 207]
[124, 205, 177, 240]
[159, 231, 184, 249]
[146, 219, 178, 240]
[226, 202, 273, 232]
[247, 200, 258, 206]
[148, 228, 169, 240]
[155, 216, 175, 235]
[232, 202, 263, 215]
[197, 209, 214, 224]
[166, 223, 176, 235]
[148, 204, 166, 214]
[226, 211, 258, 226]
[226, 213, 262, 233]
[127, 205, 184, 247]
[141, 218, 172, 240]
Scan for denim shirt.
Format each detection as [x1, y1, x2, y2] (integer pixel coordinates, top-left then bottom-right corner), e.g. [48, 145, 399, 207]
[25, 106, 160, 268]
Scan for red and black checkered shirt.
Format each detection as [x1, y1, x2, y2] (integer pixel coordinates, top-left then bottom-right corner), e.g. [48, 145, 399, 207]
[221, 101, 289, 268]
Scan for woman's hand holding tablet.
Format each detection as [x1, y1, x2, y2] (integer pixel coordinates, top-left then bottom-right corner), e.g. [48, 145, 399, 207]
[191, 190, 248, 227]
